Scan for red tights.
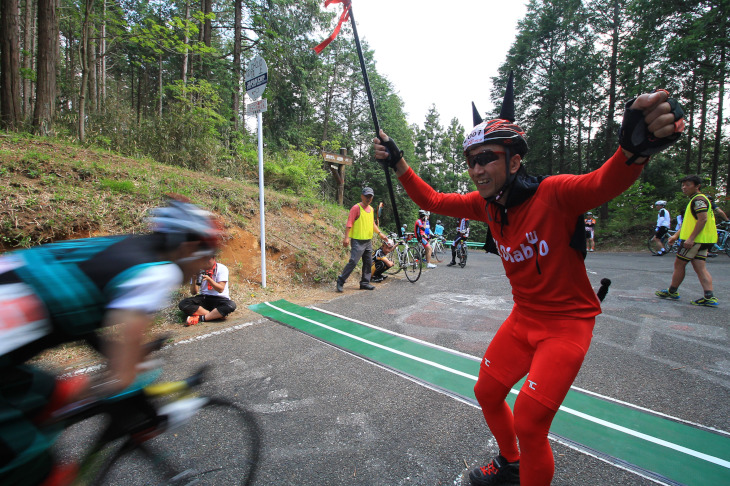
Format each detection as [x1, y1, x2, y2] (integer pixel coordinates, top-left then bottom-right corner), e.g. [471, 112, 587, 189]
[474, 373, 557, 486]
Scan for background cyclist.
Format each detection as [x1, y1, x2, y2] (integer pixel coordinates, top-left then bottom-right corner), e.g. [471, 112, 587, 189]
[584, 212, 597, 252]
[415, 210, 437, 269]
[0, 197, 221, 485]
[651, 200, 671, 256]
[447, 217, 470, 267]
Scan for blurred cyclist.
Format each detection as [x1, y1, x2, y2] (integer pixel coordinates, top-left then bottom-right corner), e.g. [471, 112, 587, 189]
[0, 196, 222, 485]
[447, 217, 470, 266]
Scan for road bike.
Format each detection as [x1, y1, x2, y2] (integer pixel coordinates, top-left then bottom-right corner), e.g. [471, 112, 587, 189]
[647, 228, 679, 255]
[430, 235, 446, 263]
[385, 233, 422, 282]
[710, 221, 730, 257]
[455, 240, 468, 268]
[47, 338, 261, 485]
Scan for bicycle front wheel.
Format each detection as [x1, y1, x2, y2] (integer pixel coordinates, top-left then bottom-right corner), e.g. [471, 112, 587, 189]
[431, 240, 444, 262]
[77, 397, 261, 486]
[403, 247, 422, 283]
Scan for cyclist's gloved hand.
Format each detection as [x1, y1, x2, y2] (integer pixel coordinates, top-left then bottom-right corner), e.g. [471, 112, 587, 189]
[374, 129, 403, 171]
[619, 89, 685, 165]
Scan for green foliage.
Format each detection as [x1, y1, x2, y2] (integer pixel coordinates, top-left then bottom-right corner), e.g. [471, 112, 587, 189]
[602, 180, 656, 238]
[263, 148, 328, 198]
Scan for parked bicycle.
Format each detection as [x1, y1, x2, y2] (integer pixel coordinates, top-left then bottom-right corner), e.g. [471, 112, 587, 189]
[711, 221, 730, 257]
[48, 338, 261, 485]
[386, 232, 422, 282]
[430, 235, 446, 263]
[455, 240, 468, 268]
[647, 229, 679, 255]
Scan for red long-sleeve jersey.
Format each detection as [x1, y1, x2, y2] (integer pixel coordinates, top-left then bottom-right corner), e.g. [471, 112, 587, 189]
[398, 148, 643, 319]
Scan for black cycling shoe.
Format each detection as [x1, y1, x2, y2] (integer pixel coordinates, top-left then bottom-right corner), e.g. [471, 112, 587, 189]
[360, 283, 375, 290]
[469, 455, 519, 486]
[447, 261, 457, 267]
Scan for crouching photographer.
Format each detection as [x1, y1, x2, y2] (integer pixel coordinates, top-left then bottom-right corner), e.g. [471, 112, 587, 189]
[178, 255, 236, 326]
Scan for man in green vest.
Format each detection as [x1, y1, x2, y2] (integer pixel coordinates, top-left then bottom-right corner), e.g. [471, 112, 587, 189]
[336, 187, 388, 292]
[656, 175, 718, 306]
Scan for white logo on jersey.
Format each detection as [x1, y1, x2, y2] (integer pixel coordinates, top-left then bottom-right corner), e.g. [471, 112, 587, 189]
[493, 230, 549, 264]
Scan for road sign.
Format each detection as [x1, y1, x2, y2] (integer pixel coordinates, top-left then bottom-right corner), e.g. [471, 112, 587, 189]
[322, 151, 353, 165]
[246, 99, 268, 116]
[244, 55, 268, 101]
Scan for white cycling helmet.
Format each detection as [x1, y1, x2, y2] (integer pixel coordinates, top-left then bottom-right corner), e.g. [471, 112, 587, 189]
[655, 200, 667, 206]
[148, 198, 222, 256]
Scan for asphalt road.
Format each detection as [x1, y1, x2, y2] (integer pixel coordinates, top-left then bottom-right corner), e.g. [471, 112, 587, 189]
[60, 250, 730, 485]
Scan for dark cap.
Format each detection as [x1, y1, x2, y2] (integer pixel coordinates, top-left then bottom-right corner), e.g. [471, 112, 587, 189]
[362, 187, 374, 196]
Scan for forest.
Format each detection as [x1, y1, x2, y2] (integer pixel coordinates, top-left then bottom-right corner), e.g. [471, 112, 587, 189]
[0, 0, 728, 243]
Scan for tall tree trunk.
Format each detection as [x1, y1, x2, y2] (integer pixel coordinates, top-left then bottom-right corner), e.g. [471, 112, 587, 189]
[600, 0, 621, 220]
[684, 71, 697, 174]
[1, 0, 22, 130]
[22, 0, 33, 119]
[100, 0, 106, 110]
[232, 0, 241, 131]
[158, 53, 163, 117]
[89, 23, 97, 113]
[711, 41, 725, 187]
[32, 0, 57, 135]
[181, 1, 189, 84]
[696, 74, 709, 174]
[78, 0, 93, 143]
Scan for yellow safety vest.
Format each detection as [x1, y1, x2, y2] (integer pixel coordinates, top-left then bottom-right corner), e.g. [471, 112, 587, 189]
[679, 193, 717, 243]
[349, 203, 374, 240]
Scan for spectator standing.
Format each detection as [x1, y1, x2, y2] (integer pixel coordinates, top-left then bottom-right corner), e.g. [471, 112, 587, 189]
[434, 220, 445, 237]
[656, 175, 718, 306]
[651, 200, 671, 255]
[584, 212, 597, 252]
[336, 187, 388, 292]
[415, 210, 437, 269]
[179, 255, 237, 325]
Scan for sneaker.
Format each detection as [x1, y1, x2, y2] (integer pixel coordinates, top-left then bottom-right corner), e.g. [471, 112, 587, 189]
[427, 263, 437, 269]
[336, 278, 344, 293]
[653, 251, 665, 256]
[469, 455, 519, 486]
[186, 315, 199, 326]
[447, 261, 457, 267]
[691, 297, 719, 307]
[655, 289, 680, 300]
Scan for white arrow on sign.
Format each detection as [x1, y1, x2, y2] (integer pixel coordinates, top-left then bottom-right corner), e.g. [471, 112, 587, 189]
[244, 55, 268, 101]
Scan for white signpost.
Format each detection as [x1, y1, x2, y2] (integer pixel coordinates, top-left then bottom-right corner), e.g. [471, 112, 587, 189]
[245, 55, 269, 287]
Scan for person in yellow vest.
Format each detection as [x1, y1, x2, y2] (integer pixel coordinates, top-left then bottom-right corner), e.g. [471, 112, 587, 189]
[656, 175, 718, 306]
[336, 187, 388, 292]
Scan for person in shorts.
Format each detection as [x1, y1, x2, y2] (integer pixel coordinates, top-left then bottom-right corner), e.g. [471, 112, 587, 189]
[656, 175, 718, 306]
[651, 200, 671, 255]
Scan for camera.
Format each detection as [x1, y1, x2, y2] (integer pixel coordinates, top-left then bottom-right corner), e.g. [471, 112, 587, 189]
[196, 269, 214, 286]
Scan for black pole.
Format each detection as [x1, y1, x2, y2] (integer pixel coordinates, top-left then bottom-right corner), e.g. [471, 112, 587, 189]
[348, 4, 403, 234]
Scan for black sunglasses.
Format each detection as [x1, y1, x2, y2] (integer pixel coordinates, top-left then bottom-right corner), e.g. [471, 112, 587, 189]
[467, 150, 505, 169]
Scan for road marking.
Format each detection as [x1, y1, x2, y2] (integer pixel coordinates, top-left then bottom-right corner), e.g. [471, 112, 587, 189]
[251, 299, 730, 486]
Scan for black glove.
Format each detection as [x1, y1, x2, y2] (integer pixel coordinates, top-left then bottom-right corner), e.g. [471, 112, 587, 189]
[619, 90, 685, 165]
[379, 137, 403, 171]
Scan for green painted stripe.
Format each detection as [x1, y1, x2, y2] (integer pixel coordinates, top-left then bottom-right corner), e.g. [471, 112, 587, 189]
[250, 300, 730, 486]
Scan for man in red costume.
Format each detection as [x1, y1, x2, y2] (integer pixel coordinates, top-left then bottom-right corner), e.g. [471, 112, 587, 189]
[373, 73, 685, 486]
